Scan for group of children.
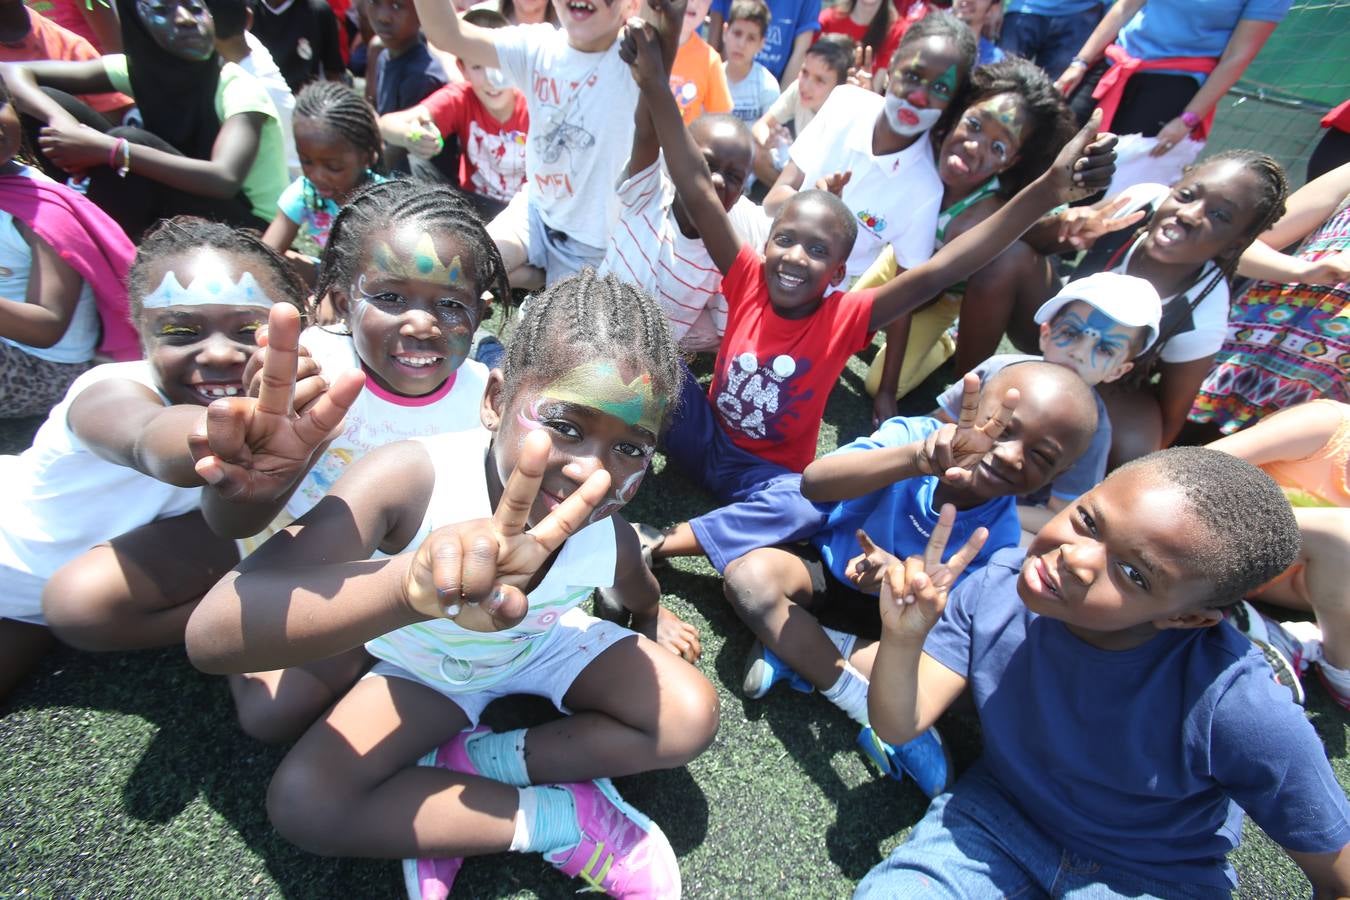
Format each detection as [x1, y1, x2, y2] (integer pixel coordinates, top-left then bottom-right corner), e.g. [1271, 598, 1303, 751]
[1, 0, 1348, 896]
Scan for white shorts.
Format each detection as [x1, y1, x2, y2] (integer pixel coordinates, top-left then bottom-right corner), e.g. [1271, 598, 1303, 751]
[368, 607, 634, 726]
[487, 191, 607, 285]
[0, 565, 48, 625]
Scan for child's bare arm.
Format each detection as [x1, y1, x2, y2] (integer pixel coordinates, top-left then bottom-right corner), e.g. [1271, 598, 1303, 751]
[869, 111, 1117, 332]
[621, 20, 744, 275]
[1208, 400, 1343, 467]
[262, 211, 301, 254]
[411, 0, 500, 67]
[607, 514, 701, 662]
[67, 384, 210, 487]
[1288, 845, 1350, 899]
[869, 507, 982, 745]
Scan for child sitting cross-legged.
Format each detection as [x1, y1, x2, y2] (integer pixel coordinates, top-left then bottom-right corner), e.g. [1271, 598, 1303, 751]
[619, 18, 1118, 578]
[933, 271, 1162, 534]
[856, 446, 1350, 896]
[727, 362, 1100, 797]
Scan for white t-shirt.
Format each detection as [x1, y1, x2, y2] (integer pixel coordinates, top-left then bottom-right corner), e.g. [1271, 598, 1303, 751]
[788, 84, 943, 283]
[286, 327, 490, 519]
[0, 361, 202, 619]
[726, 60, 780, 124]
[241, 32, 300, 178]
[598, 155, 772, 352]
[492, 24, 638, 249]
[765, 80, 818, 136]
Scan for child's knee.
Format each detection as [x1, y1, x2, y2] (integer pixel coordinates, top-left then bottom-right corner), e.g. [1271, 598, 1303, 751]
[266, 753, 349, 855]
[233, 679, 315, 745]
[656, 670, 720, 766]
[41, 551, 124, 649]
[723, 551, 791, 623]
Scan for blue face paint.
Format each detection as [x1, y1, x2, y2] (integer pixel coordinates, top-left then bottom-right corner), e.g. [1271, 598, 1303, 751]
[1048, 305, 1132, 376]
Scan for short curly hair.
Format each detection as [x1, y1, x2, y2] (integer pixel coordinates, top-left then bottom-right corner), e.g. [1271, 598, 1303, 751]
[961, 57, 1076, 197]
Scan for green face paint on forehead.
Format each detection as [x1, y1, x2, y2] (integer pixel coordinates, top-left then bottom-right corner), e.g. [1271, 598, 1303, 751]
[369, 230, 464, 287]
[539, 361, 667, 435]
[984, 94, 1026, 146]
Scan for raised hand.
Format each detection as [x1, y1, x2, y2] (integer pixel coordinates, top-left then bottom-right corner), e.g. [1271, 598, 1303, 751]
[1045, 109, 1117, 202]
[619, 17, 667, 91]
[1055, 194, 1147, 249]
[402, 429, 612, 632]
[878, 504, 987, 643]
[189, 303, 365, 502]
[846, 528, 900, 593]
[815, 170, 852, 196]
[916, 373, 1017, 489]
[847, 44, 875, 91]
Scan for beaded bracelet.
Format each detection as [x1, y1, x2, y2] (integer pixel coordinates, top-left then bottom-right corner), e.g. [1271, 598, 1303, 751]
[108, 137, 126, 170]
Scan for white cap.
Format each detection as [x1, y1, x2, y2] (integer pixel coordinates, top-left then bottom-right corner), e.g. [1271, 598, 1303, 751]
[1033, 272, 1163, 353]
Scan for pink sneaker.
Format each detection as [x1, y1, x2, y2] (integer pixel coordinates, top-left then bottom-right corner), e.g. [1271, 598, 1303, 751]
[545, 779, 680, 898]
[402, 726, 492, 899]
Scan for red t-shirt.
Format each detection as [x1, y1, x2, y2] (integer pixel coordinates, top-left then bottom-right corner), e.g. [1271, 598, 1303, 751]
[422, 81, 529, 204]
[0, 8, 132, 113]
[816, 7, 906, 72]
[710, 244, 875, 472]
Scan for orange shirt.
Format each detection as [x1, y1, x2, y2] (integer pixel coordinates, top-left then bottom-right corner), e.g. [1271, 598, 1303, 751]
[0, 9, 132, 114]
[669, 32, 733, 125]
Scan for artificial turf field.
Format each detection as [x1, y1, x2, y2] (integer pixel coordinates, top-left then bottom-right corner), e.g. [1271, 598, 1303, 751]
[2, 337, 1347, 899]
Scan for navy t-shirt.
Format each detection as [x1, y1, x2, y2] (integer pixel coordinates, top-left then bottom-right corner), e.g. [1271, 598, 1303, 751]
[924, 547, 1350, 888]
[375, 39, 448, 115]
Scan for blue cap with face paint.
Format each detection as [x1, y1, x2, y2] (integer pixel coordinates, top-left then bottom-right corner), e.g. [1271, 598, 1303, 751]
[1034, 272, 1163, 354]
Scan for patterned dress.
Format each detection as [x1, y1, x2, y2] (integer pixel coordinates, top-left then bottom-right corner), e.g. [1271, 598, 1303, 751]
[1190, 197, 1350, 434]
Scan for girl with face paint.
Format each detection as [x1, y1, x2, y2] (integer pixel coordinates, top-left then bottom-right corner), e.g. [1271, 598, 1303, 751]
[0, 0, 288, 241]
[0, 217, 339, 704]
[763, 13, 977, 285]
[187, 270, 712, 900]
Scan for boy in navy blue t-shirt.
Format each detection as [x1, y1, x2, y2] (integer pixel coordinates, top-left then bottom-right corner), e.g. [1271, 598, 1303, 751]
[860, 447, 1350, 895]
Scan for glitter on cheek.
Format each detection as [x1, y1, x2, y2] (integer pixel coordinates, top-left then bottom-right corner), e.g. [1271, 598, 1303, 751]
[515, 397, 546, 434]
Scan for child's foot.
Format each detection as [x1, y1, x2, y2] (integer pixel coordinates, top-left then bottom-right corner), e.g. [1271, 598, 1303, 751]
[741, 640, 815, 699]
[544, 778, 681, 898]
[856, 725, 953, 799]
[632, 523, 667, 569]
[1227, 600, 1311, 705]
[403, 726, 491, 898]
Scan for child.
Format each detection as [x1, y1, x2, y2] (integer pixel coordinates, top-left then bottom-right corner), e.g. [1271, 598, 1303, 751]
[711, 0, 818, 85]
[721, 0, 778, 126]
[598, 106, 768, 353]
[933, 272, 1161, 531]
[951, 0, 1002, 65]
[816, 0, 906, 74]
[0, 77, 139, 418]
[668, 0, 732, 123]
[729, 362, 1099, 797]
[250, 0, 345, 93]
[1210, 400, 1350, 711]
[621, 18, 1117, 575]
[262, 81, 384, 286]
[186, 270, 715, 899]
[206, 179, 514, 741]
[379, 7, 528, 221]
[750, 32, 848, 190]
[0, 0, 133, 121]
[0, 218, 344, 700]
[764, 13, 977, 286]
[367, 0, 447, 118]
[856, 446, 1350, 896]
[411, 0, 686, 286]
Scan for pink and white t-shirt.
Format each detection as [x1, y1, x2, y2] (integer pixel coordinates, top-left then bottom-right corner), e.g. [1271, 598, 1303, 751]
[599, 156, 771, 352]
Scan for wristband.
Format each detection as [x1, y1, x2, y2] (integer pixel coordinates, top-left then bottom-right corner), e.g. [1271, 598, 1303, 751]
[108, 137, 126, 170]
[1180, 111, 1201, 130]
[1069, 56, 1089, 69]
[117, 140, 131, 178]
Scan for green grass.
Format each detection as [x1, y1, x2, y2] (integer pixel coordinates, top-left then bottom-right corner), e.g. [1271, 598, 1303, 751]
[2, 343, 1346, 898]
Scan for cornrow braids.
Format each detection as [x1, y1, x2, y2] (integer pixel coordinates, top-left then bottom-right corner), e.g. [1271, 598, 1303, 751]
[1187, 150, 1289, 281]
[314, 178, 510, 325]
[964, 57, 1076, 197]
[127, 216, 307, 326]
[293, 81, 383, 208]
[500, 269, 681, 433]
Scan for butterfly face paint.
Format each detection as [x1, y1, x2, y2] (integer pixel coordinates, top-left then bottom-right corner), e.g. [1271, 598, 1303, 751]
[1044, 303, 1137, 383]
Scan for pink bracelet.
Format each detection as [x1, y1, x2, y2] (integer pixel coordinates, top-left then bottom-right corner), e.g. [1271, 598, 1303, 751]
[1180, 111, 1201, 130]
[108, 137, 127, 170]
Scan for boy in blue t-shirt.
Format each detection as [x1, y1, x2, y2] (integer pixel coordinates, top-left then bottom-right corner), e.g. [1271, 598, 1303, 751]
[859, 446, 1350, 895]
[727, 360, 1100, 797]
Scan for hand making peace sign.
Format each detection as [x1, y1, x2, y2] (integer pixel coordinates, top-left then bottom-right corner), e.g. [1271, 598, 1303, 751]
[915, 372, 1018, 490]
[401, 429, 612, 633]
[878, 504, 988, 644]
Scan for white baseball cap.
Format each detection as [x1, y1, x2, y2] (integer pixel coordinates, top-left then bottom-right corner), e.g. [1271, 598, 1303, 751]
[1033, 272, 1163, 354]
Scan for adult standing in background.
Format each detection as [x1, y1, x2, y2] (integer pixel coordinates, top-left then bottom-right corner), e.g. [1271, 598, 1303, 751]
[999, 0, 1103, 81]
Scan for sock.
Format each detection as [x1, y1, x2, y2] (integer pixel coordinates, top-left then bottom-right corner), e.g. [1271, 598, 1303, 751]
[465, 728, 531, 787]
[509, 785, 581, 855]
[822, 662, 870, 727]
[1320, 659, 1350, 699]
[822, 626, 858, 661]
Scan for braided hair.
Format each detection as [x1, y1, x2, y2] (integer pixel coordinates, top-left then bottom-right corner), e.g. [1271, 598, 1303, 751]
[314, 178, 510, 325]
[961, 58, 1076, 197]
[500, 269, 681, 433]
[293, 81, 382, 210]
[127, 216, 307, 324]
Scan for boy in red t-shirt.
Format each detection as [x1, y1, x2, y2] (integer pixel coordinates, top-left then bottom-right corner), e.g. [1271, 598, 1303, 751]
[378, 7, 528, 220]
[620, 21, 1117, 573]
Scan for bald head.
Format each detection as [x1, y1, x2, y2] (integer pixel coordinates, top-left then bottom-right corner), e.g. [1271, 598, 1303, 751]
[985, 360, 1098, 469]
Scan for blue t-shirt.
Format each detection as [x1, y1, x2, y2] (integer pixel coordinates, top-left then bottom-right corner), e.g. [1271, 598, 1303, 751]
[937, 354, 1109, 503]
[1118, 0, 1291, 65]
[924, 548, 1350, 889]
[375, 39, 449, 115]
[809, 416, 1020, 587]
[976, 36, 1004, 66]
[714, 0, 820, 80]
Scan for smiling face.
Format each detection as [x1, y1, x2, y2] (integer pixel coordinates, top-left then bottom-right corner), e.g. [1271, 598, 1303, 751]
[1018, 465, 1221, 650]
[763, 195, 851, 315]
[365, 0, 421, 52]
[458, 58, 517, 117]
[137, 248, 278, 406]
[722, 17, 765, 67]
[883, 36, 962, 134]
[1038, 300, 1143, 386]
[938, 92, 1027, 192]
[136, 0, 215, 60]
[339, 223, 483, 398]
[1142, 160, 1264, 268]
[294, 118, 373, 205]
[551, 0, 629, 52]
[484, 360, 664, 527]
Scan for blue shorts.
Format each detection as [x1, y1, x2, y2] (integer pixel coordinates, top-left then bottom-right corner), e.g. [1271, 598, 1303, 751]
[662, 363, 827, 573]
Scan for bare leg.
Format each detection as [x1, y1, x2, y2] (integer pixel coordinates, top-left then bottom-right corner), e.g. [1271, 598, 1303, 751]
[723, 548, 847, 689]
[229, 647, 374, 744]
[1252, 508, 1350, 671]
[951, 241, 1055, 375]
[1099, 384, 1163, 470]
[0, 618, 54, 703]
[650, 522, 703, 560]
[41, 511, 238, 652]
